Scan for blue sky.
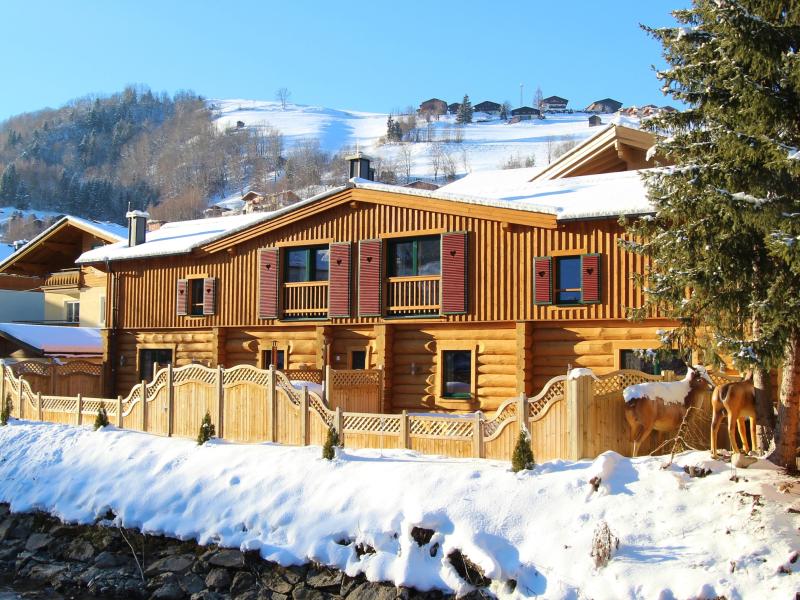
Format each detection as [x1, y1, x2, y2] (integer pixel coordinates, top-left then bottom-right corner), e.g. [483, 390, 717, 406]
[0, 0, 687, 121]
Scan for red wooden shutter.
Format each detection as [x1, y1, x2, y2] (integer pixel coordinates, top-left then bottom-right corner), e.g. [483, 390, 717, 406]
[328, 242, 351, 318]
[358, 239, 382, 316]
[533, 257, 552, 305]
[441, 232, 468, 314]
[581, 253, 601, 304]
[258, 248, 280, 319]
[202, 277, 216, 315]
[176, 279, 188, 315]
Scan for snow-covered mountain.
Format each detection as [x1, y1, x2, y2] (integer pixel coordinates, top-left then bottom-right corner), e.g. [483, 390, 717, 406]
[211, 99, 641, 181]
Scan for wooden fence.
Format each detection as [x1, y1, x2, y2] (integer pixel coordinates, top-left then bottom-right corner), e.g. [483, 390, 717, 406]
[0, 360, 740, 461]
[6, 360, 103, 399]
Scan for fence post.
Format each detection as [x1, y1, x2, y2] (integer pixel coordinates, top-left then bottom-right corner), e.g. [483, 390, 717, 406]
[472, 413, 484, 458]
[0, 360, 5, 417]
[517, 392, 530, 434]
[268, 364, 276, 442]
[400, 410, 410, 449]
[324, 365, 331, 404]
[37, 392, 43, 422]
[140, 380, 147, 432]
[18, 375, 24, 420]
[76, 394, 83, 426]
[378, 366, 385, 414]
[567, 370, 593, 460]
[49, 362, 57, 396]
[301, 386, 310, 446]
[216, 365, 225, 439]
[335, 406, 343, 445]
[117, 395, 123, 428]
[166, 364, 174, 436]
[662, 370, 675, 382]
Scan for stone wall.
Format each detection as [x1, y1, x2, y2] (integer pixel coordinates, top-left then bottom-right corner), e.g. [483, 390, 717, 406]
[0, 505, 471, 600]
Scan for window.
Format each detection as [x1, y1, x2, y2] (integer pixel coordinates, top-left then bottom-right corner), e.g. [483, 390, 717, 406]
[139, 348, 173, 381]
[350, 350, 366, 370]
[189, 278, 204, 316]
[388, 236, 440, 277]
[442, 350, 472, 398]
[555, 256, 581, 304]
[285, 246, 329, 282]
[261, 349, 285, 370]
[65, 300, 80, 323]
[620, 349, 689, 376]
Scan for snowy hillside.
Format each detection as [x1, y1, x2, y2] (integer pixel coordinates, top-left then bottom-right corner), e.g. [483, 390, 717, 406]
[211, 99, 641, 181]
[1, 420, 798, 599]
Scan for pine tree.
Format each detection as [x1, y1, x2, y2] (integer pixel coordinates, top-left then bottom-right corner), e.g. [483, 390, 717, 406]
[0, 163, 20, 205]
[511, 430, 535, 472]
[94, 406, 109, 430]
[322, 426, 340, 460]
[456, 95, 473, 124]
[0, 395, 11, 426]
[197, 411, 216, 445]
[386, 115, 396, 142]
[630, 1, 800, 469]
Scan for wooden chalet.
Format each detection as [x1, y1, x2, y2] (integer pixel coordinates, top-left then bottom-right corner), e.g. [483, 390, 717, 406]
[77, 124, 681, 416]
[0, 216, 126, 328]
[588, 114, 603, 127]
[418, 98, 447, 117]
[473, 101, 501, 115]
[584, 98, 623, 114]
[511, 106, 541, 120]
[447, 103, 461, 115]
[541, 96, 569, 111]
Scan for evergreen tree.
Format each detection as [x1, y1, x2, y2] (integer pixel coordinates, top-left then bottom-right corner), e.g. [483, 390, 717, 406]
[0, 395, 11, 426]
[386, 115, 396, 142]
[456, 95, 473, 124]
[322, 426, 340, 460]
[0, 163, 20, 204]
[511, 430, 535, 472]
[629, 1, 800, 469]
[197, 411, 216, 445]
[94, 406, 109, 430]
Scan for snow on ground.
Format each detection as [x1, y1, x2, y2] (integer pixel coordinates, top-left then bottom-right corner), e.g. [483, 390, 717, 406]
[0, 421, 798, 599]
[210, 99, 640, 181]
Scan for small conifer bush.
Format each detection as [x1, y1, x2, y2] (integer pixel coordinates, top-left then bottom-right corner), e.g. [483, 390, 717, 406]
[94, 406, 109, 430]
[197, 411, 216, 445]
[511, 430, 535, 472]
[322, 426, 340, 460]
[0, 394, 11, 426]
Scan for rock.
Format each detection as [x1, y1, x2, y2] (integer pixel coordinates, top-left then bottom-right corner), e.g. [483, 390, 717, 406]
[347, 582, 395, 600]
[733, 453, 758, 469]
[94, 550, 123, 568]
[231, 571, 256, 596]
[191, 592, 224, 600]
[65, 538, 95, 562]
[0, 505, 9, 519]
[206, 567, 232, 591]
[180, 572, 206, 595]
[151, 582, 187, 600]
[292, 584, 332, 600]
[209, 548, 246, 569]
[409, 527, 435, 547]
[0, 540, 22, 560]
[0, 517, 20, 541]
[306, 567, 341, 591]
[146, 554, 196, 575]
[340, 574, 365, 597]
[26, 561, 67, 582]
[234, 592, 260, 600]
[261, 568, 295, 595]
[24, 533, 52, 552]
[149, 572, 180, 593]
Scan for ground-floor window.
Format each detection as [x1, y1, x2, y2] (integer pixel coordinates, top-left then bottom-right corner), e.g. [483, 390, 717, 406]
[139, 348, 173, 381]
[262, 349, 285, 370]
[350, 350, 366, 370]
[65, 300, 80, 323]
[442, 350, 472, 398]
[620, 349, 689, 376]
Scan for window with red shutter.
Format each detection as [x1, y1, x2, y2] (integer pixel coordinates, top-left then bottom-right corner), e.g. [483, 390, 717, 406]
[581, 253, 601, 304]
[176, 279, 189, 315]
[441, 231, 468, 314]
[328, 242, 351, 317]
[358, 239, 382, 316]
[533, 257, 552, 305]
[203, 277, 216, 315]
[258, 248, 280, 319]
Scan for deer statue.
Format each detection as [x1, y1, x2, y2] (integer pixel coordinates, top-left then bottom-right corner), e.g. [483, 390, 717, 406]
[623, 368, 715, 456]
[710, 371, 757, 459]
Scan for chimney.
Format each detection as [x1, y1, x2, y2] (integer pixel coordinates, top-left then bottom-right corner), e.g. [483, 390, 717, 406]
[345, 152, 374, 181]
[126, 209, 149, 247]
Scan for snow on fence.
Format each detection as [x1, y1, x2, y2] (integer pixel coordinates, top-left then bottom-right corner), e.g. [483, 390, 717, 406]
[0, 360, 741, 461]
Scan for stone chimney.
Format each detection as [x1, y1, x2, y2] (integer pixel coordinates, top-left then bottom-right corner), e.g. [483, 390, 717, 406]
[126, 210, 149, 247]
[345, 152, 374, 181]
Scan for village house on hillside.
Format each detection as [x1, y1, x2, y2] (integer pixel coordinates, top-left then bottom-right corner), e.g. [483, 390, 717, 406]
[473, 101, 501, 116]
[447, 102, 460, 115]
[585, 98, 623, 113]
[541, 96, 569, 111]
[418, 98, 447, 118]
[75, 124, 672, 415]
[511, 106, 541, 120]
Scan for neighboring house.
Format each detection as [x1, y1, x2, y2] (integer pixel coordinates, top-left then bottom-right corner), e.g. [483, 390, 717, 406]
[447, 103, 461, 115]
[589, 114, 603, 127]
[79, 126, 675, 415]
[584, 98, 623, 113]
[0, 323, 102, 359]
[510, 106, 541, 120]
[418, 98, 447, 117]
[541, 96, 569, 111]
[473, 101, 501, 115]
[0, 216, 126, 328]
[403, 180, 440, 191]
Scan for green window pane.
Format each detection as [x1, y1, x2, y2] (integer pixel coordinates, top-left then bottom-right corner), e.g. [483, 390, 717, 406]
[442, 350, 471, 398]
[417, 237, 441, 275]
[286, 249, 308, 282]
[313, 248, 329, 281]
[390, 240, 415, 276]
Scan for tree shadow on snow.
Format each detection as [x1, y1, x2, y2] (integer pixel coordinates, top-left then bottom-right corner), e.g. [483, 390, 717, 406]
[614, 543, 688, 563]
[471, 531, 547, 596]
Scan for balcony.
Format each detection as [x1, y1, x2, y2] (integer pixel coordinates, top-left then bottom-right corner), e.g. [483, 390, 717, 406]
[41, 269, 82, 290]
[283, 281, 329, 319]
[386, 275, 440, 317]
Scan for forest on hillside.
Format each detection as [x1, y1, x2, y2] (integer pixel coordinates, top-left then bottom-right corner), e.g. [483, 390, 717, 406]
[0, 86, 354, 229]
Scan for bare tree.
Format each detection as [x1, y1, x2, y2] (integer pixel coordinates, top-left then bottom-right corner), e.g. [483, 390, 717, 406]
[429, 142, 443, 181]
[275, 88, 291, 110]
[399, 144, 414, 183]
[533, 86, 543, 110]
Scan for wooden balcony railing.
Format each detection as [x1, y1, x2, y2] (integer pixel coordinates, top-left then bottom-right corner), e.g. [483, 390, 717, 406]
[386, 275, 440, 316]
[283, 281, 329, 318]
[41, 269, 82, 289]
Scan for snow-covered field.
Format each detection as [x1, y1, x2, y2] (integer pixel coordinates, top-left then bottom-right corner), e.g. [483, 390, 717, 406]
[211, 99, 640, 180]
[0, 420, 797, 598]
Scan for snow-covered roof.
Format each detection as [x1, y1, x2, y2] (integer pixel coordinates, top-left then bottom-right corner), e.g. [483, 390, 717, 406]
[77, 212, 273, 263]
[0, 323, 102, 355]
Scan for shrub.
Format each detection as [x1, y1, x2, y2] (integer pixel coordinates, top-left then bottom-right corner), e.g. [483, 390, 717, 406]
[94, 406, 109, 430]
[197, 411, 216, 445]
[511, 430, 535, 472]
[590, 520, 619, 568]
[322, 426, 340, 460]
[0, 394, 11, 426]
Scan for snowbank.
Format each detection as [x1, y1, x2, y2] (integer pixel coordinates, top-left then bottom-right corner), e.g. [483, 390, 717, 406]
[0, 421, 797, 598]
[622, 369, 694, 405]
